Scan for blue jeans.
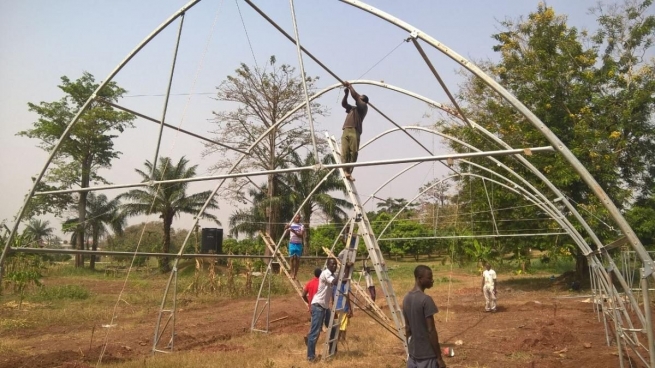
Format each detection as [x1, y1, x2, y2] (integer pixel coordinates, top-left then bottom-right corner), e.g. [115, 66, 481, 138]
[307, 304, 326, 360]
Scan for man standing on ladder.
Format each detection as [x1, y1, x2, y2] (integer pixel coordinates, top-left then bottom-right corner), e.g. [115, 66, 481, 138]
[285, 214, 304, 280]
[340, 81, 369, 182]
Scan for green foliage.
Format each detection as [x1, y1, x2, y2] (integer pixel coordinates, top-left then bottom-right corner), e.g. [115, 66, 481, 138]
[626, 192, 655, 248]
[3, 253, 45, 307]
[63, 192, 126, 269]
[29, 285, 90, 302]
[17, 72, 135, 260]
[23, 219, 54, 246]
[120, 156, 220, 272]
[464, 239, 492, 265]
[440, 1, 655, 274]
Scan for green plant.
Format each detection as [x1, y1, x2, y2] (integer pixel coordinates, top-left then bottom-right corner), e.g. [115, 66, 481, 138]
[3, 253, 45, 308]
[29, 285, 90, 301]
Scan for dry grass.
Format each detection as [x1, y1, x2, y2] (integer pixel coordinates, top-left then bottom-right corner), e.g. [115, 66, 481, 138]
[106, 318, 408, 368]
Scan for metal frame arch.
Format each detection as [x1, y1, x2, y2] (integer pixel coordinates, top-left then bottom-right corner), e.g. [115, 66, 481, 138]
[0, 0, 203, 278]
[376, 173, 563, 242]
[336, 83, 647, 312]
[340, 0, 654, 281]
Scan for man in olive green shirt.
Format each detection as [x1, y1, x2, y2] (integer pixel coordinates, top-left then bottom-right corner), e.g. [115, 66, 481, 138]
[340, 81, 368, 181]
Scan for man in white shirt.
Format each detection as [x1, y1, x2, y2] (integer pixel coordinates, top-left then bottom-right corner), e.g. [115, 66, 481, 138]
[306, 258, 338, 362]
[481, 263, 497, 312]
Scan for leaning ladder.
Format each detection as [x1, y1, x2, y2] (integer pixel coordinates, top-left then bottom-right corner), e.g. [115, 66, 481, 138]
[325, 133, 408, 356]
[152, 267, 178, 354]
[251, 231, 306, 333]
[322, 219, 359, 357]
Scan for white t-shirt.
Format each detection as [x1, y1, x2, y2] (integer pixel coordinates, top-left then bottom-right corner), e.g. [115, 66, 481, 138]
[364, 271, 374, 288]
[482, 269, 496, 287]
[289, 222, 304, 244]
[311, 269, 335, 309]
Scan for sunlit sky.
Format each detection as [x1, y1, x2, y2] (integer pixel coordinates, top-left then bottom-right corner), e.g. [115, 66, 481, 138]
[0, 0, 600, 239]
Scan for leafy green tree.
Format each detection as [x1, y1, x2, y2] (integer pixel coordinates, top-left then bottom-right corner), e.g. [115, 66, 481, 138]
[24, 219, 54, 246]
[442, 1, 655, 278]
[626, 192, 655, 249]
[205, 56, 327, 248]
[120, 157, 220, 272]
[18, 72, 135, 267]
[63, 193, 126, 269]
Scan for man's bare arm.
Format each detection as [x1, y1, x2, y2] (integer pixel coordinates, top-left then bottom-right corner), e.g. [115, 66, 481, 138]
[347, 84, 362, 102]
[342, 88, 350, 109]
[426, 315, 442, 357]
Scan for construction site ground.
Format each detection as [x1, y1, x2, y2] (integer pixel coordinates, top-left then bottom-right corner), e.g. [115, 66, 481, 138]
[1, 262, 652, 368]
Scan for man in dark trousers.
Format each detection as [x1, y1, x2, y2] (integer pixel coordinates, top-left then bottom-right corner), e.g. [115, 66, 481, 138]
[306, 258, 338, 362]
[403, 265, 446, 368]
[340, 81, 368, 181]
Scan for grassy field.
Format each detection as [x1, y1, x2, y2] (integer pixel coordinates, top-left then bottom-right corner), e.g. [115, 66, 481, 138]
[1, 256, 639, 368]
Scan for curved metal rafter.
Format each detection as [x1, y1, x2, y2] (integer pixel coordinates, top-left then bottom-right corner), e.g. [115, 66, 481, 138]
[0, 0, 651, 363]
[339, 0, 654, 283]
[0, 0, 203, 278]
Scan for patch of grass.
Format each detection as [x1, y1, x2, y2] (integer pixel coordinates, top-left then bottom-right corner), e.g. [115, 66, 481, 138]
[28, 284, 90, 302]
[46, 265, 107, 278]
[507, 351, 533, 361]
[0, 318, 33, 331]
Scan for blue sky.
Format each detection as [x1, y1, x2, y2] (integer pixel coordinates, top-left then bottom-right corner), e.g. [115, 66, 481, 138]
[0, 0, 600, 238]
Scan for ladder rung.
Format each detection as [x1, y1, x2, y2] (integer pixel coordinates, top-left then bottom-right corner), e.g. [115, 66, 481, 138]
[153, 349, 171, 354]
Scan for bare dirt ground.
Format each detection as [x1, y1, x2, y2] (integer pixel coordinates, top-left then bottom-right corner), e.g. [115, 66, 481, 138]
[1, 269, 651, 368]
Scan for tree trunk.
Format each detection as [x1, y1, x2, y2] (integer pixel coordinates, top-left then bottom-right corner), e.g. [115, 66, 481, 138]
[76, 159, 91, 268]
[161, 215, 173, 273]
[265, 173, 278, 256]
[90, 227, 99, 270]
[575, 249, 589, 281]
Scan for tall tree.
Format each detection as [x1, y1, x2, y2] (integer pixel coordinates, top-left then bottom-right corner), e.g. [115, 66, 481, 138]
[441, 1, 655, 278]
[204, 56, 327, 248]
[63, 193, 126, 269]
[24, 219, 54, 247]
[120, 157, 220, 272]
[18, 72, 135, 267]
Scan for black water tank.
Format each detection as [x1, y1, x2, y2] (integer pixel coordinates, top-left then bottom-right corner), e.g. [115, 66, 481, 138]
[201, 228, 223, 254]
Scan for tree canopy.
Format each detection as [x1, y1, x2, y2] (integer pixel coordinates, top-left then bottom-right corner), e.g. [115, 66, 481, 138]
[18, 72, 135, 267]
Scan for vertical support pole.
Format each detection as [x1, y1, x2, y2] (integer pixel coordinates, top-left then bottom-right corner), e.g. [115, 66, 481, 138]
[150, 14, 185, 178]
[288, 0, 320, 165]
[170, 268, 178, 350]
[640, 268, 655, 368]
[607, 271, 626, 368]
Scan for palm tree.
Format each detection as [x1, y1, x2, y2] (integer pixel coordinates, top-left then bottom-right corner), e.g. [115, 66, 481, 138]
[63, 193, 126, 269]
[121, 156, 220, 272]
[377, 197, 417, 217]
[281, 152, 352, 250]
[229, 173, 298, 244]
[24, 218, 54, 247]
[230, 152, 352, 252]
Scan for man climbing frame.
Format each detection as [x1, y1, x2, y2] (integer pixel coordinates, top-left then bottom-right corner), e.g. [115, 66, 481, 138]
[340, 81, 369, 182]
